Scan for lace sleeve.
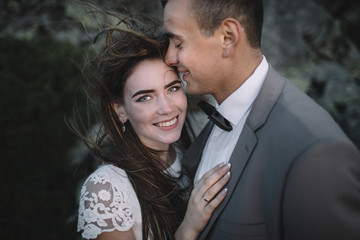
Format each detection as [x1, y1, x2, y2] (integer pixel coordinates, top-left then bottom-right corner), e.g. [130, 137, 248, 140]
[77, 167, 136, 239]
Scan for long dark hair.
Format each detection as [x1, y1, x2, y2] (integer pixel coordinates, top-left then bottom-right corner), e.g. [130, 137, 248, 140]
[72, 9, 193, 239]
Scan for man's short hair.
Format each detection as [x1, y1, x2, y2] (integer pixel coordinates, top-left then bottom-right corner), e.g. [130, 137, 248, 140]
[189, 0, 263, 48]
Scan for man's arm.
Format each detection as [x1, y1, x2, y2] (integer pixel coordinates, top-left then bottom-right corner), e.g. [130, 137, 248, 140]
[283, 140, 360, 240]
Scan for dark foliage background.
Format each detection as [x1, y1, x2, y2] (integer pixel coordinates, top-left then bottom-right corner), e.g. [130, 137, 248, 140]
[0, 0, 358, 239]
[0, 36, 88, 239]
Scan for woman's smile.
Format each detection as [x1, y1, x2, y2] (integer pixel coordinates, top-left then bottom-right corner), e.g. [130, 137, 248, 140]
[154, 116, 178, 128]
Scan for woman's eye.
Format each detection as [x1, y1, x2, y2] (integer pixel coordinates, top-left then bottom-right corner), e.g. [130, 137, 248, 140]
[137, 95, 151, 102]
[168, 86, 180, 93]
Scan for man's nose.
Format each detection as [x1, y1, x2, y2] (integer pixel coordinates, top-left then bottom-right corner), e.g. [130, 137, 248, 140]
[165, 45, 179, 66]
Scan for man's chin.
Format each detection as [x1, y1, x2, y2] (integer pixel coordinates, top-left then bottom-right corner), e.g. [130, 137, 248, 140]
[185, 85, 203, 95]
[184, 87, 197, 95]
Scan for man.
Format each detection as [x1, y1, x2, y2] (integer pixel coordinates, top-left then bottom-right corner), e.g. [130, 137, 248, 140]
[162, 0, 360, 239]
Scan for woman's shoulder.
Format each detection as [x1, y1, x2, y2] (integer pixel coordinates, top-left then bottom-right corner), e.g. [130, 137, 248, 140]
[84, 164, 128, 185]
[77, 164, 138, 239]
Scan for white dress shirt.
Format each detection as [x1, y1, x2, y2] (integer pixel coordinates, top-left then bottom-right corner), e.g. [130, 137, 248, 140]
[194, 57, 269, 184]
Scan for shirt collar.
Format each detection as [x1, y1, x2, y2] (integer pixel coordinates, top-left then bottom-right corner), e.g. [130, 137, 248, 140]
[217, 56, 269, 125]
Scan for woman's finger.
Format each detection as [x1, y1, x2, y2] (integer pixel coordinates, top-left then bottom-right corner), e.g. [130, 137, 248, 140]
[202, 170, 231, 204]
[205, 187, 228, 213]
[195, 163, 231, 198]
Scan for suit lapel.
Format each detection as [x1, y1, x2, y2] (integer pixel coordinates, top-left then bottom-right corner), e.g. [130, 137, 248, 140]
[246, 65, 285, 131]
[183, 122, 214, 178]
[199, 124, 257, 239]
[198, 65, 285, 239]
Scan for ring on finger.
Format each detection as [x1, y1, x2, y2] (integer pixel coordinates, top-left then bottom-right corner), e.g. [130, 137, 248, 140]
[203, 197, 210, 203]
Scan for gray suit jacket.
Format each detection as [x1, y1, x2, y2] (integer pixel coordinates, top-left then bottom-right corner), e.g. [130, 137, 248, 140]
[183, 66, 360, 240]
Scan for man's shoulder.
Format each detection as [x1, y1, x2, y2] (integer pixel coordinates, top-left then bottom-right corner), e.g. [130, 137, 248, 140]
[255, 66, 349, 143]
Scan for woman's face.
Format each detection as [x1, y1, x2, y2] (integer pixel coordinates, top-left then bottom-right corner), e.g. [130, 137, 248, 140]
[116, 59, 187, 151]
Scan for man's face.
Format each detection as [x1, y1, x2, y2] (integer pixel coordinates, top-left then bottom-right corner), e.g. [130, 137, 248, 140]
[164, 0, 224, 97]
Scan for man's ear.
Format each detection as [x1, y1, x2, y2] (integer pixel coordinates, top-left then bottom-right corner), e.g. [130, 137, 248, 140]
[220, 18, 241, 58]
[112, 102, 128, 123]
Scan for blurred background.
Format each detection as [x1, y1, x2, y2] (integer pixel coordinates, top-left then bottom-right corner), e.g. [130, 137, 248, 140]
[0, 0, 359, 239]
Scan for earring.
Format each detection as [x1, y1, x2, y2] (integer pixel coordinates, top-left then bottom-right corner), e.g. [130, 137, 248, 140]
[121, 120, 126, 133]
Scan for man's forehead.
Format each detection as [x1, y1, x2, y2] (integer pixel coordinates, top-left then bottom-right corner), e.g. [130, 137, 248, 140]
[163, 2, 180, 31]
[163, 0, 190, 24]
[163, 0, 198, 36]
[163, 0, 176, 19]
[163, 15, 187, 39]
[163, 0, 190, 16]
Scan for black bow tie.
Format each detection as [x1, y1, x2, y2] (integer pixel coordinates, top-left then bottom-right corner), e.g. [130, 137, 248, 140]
[198, 101, 233, 132]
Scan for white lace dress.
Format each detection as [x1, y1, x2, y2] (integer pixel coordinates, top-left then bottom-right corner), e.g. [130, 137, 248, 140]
[77, 153, 182, 239]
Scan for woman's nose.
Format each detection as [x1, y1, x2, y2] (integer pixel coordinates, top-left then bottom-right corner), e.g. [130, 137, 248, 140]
[157, 96, 174, 114]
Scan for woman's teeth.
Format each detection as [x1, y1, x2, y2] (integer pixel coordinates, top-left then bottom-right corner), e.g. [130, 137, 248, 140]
[157, 118, 177, 127]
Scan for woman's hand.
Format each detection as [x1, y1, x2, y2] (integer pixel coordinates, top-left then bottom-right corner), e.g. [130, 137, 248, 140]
[175, 162, 231, 240]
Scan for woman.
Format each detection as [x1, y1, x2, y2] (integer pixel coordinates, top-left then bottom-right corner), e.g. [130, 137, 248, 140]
[75, 14, 231, 240]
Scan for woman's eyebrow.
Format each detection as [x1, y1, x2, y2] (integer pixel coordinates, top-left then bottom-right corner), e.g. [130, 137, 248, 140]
[131, 89, 154, 99]
[165, 80, 181, 89]
[131, 80, 181, 98]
